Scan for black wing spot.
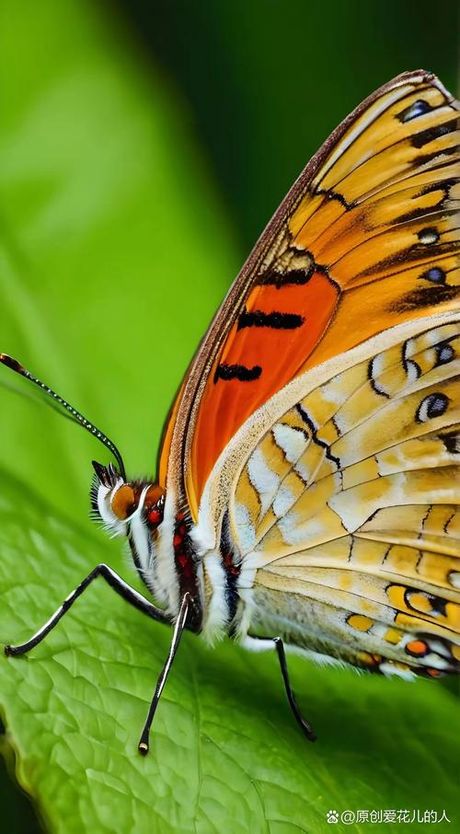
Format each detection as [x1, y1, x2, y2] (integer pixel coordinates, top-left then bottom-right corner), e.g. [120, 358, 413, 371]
[416, 392, 449, 422]
[419, 178, 455, 199]
[391, 284, 459, 312]
[441, 432, 459, 455]
[258, 267, 313, 287]
[316, 188, 353, 210]
[360, 239, 456, 278]
[419, 267, 446, 284]
[214, 363, 262, 382]
[417, 227, 439, 245]
[411, 121, 456, 149]
[238, 309, 304, 330]
[428, 595, 448, 617]
[434, 342, 455, 366]
[394, 179, 453, 224]
[416, 145, 458, 168]
[397, 99, 433, 123]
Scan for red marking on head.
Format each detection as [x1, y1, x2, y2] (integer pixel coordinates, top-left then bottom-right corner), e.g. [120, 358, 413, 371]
[147, 508, 162, 526]
[144, 484, 165, 529]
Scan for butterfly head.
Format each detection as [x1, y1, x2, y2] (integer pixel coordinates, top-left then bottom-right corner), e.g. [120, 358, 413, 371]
[91, 460, 165, 537]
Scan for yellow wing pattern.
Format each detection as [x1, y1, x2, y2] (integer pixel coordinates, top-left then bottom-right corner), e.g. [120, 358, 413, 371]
[230, 314, 460, 677]
[175, 71, 460, 516]
[250, 71, 460, 376]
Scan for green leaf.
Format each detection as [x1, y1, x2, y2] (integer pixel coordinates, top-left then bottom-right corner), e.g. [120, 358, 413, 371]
[0, 2, 459, 833]
[1, 472, 460, 834]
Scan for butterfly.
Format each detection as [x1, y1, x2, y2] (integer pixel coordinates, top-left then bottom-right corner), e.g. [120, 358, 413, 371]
[2, 69, 459, 754]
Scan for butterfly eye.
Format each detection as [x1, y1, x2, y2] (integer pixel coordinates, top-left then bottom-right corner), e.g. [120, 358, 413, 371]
[111, 484, 137, 520]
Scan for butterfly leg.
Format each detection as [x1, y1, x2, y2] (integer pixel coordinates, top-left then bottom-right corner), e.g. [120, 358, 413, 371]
[138, 592, 190, 755]
[243, 635, 317, 741]
[273, 637, 317, 741]
[4, 562, 171, 657]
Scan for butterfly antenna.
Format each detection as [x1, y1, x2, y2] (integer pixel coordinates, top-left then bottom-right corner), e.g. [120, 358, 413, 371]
[0, 353, 126, 480]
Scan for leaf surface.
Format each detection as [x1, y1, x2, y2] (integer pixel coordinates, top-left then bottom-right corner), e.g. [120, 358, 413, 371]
[0, 2, 459, 833]
[1, 473, 460, 834]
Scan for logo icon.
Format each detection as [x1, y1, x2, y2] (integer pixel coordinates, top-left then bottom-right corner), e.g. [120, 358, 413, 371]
[326, 810, 339, 824]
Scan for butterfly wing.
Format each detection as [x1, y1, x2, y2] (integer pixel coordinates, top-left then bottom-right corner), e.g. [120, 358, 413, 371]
[197, 311, 460, 675]
[159, 70, 460, 522]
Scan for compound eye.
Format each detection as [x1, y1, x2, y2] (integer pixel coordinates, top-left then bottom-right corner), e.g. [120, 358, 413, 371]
[111, 484, 137, 520]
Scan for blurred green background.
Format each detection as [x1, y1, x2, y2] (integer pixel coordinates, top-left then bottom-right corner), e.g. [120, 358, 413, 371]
[0, 1, 458, 831]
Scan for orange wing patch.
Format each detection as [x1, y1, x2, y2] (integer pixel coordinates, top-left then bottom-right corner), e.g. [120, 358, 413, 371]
[158, 72, 460, 520]
[188, 271, 338, 499]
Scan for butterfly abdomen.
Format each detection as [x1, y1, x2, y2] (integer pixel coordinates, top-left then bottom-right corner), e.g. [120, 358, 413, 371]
[194, 511, 246, 642]
[172, 513, 202, 631]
